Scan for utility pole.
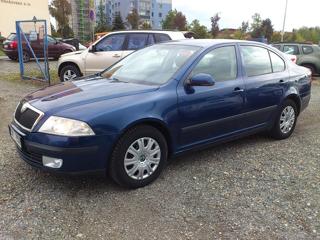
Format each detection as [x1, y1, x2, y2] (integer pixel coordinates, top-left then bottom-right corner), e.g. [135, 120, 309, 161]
[281, 0, 288, 42]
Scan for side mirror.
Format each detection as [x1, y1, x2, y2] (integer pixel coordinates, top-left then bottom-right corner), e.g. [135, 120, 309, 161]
[188, 73, 215, 87]
[89, 45, 96, 53]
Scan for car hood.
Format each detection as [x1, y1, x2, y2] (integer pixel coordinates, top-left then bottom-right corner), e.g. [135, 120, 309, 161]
[60, 50, 84, 57]
[24, 76, 159, 114]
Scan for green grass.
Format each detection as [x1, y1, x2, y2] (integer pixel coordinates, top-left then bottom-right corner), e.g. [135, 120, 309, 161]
[1, 70, 60, 86]
[0, 49, 5, 56]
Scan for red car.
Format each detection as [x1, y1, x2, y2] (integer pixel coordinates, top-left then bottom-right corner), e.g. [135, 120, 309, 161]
[3, 33, 75, 62]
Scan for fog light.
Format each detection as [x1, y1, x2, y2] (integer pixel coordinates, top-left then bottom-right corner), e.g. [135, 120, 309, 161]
[42, 156, 63, 168]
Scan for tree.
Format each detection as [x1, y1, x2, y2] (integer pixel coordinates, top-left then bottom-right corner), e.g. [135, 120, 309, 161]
[240, 21, 249, 34]
[260, 18, 273, 42]
[189, 19, 209, 38]
[95, 0, 110, 33]
[210, 13, 220, 38]
[162, 9, 187, 30]
[49, 0, 73, 38]
[112, 12, 125, 30]
[127, 8, 140, 29]
[141, 21, 151, 30]
[250, 13, 262, 38]
[50, 23, 59, 38]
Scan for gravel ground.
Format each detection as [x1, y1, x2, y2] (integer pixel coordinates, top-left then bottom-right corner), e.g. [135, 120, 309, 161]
[0, 78, 319, 240]
[0, 57, 58, 75]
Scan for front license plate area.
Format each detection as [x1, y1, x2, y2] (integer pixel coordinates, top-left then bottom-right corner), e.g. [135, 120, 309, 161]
[10, 126, 22, 149]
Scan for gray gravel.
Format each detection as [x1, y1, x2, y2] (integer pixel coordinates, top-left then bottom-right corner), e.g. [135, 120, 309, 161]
[0, 78, 319, 240]
[0, 57, 58, 75]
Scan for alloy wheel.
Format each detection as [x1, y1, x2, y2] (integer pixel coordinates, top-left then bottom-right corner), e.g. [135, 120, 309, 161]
[280, 106, 295, 134]
[124, 137, 161, 180]
[63, 69, 77, 81]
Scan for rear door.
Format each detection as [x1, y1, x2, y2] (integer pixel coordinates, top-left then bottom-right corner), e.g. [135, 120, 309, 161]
[84, 33, 126, 75]
[121, 33, 151, 59]
[240, 45, 289, 128]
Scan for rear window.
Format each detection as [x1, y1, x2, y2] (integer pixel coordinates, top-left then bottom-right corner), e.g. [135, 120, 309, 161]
[302, 46, 313, 54]
[155, 33, 171, 43]
[127, 33, 149, 50]
[7, 33, 16, 41]
[241, 46, 272, 77]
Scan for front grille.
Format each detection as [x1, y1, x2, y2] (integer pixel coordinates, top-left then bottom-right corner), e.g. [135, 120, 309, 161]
[14, 101, 43, 131]
[17, 145, 43, 166]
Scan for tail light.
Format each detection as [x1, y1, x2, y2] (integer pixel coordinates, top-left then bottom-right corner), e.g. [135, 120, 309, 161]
[291, 56, 297, 64]
[9, 41, 17, 49]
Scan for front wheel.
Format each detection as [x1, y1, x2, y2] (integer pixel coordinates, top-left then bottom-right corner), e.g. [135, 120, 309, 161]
[109, 125, 168, 188]
[59, 65, 81, 82]
[270, 99, 298, 140]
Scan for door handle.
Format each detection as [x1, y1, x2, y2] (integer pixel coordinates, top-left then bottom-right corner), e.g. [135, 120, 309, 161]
[113, 54, 121, 58]
[233, 87, 244, 93]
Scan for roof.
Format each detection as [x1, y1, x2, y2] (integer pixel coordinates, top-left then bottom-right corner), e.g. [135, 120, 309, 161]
[160, 39, 269, 47]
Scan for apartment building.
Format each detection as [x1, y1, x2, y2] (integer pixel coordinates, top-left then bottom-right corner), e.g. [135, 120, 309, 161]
[95, 0, 172, 29]
[68, 0, 95, 42]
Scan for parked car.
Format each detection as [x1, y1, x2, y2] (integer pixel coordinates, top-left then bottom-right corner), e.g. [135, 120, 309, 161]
[57, 30, 186, 82]
[9, 40, 311, 188]
[2, 33, 76, 62]
[272, 42, 320, 75]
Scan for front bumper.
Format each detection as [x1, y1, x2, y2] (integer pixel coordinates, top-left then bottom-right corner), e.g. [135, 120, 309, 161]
[9, 123, 117, 174]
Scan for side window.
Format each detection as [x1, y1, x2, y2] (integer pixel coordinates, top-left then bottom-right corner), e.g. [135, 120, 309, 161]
[155, 33, 171, 43]
[191, 46, 237, 81]
[283, 45, 300, 55]
[269, 51, 285, 72]
[241, 46, 272, 77]
[302, 46, 313, 54]
[147, 34, 155, 46]
[127, 33, 149, 50]
[47, 36, 56, 45]
[95, 34, 126, 52]
[272, 45, 281, 50]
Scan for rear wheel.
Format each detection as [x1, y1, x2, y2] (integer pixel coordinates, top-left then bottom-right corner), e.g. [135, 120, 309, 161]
[22, 51, 30, 62]
[60, 65, 81, 82]
[8, 56, 17, 61]
[270, 99, 298, 140]
[109, 125, 168, 188]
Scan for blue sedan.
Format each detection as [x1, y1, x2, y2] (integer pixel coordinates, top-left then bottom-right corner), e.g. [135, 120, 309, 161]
[9, 40, 312, 188]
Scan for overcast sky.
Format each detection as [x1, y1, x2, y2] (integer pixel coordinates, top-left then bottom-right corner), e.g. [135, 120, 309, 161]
[172, 0, 319, 31]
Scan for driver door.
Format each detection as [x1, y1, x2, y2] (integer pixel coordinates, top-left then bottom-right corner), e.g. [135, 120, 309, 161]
[177, 45, 246, 147]
[85, 33, 127, 75]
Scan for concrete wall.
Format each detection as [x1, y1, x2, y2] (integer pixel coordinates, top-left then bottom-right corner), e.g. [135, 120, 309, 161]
[0, 0, 51, 37]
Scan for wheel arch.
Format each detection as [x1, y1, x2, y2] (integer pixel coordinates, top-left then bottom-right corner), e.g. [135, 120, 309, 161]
[58, 61, 82, 77]
[119, 118, 174, 157]
[285, 93, 301, 115]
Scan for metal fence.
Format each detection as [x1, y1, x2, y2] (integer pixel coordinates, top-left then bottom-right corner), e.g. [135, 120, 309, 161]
[16, 18, 50, 83]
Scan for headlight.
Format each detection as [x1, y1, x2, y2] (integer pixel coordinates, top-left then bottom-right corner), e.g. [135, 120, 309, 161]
[39, 116, 95, 136]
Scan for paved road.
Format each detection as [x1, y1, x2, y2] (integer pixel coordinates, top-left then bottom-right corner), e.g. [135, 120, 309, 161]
[0, 79, 319, 239]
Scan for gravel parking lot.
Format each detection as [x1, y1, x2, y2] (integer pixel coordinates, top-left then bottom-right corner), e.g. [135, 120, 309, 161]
[0, 57, 58, 75]
[0, 75, 320, 239]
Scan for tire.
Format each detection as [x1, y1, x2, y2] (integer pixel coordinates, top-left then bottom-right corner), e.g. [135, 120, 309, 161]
[22, 51, 30, 62]
[302, 64, 316, 76]
[8, 56, 17, 61]
[270, 99, 298, 140]
[59, 65, 81, 82]
[109, 125, 168, 188]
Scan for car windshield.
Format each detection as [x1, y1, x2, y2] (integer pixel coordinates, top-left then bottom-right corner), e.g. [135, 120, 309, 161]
[7, 33, 16, 40]
[101, 44, 200, 85]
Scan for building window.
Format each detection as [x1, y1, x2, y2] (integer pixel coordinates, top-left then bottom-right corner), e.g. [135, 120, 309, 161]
[159, 13, 162, 18]
[151, 12, 154, 17]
